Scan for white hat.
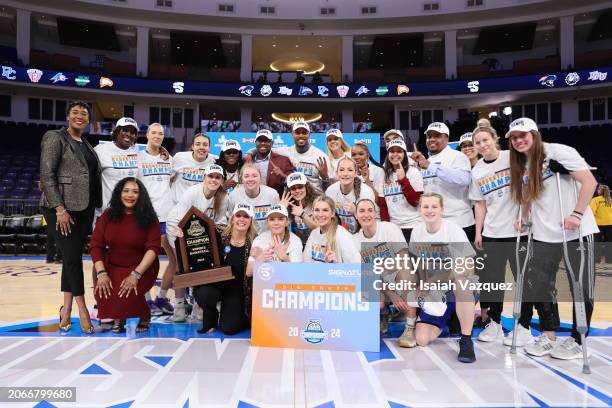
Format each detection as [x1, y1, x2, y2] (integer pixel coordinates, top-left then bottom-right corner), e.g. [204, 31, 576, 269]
[115, 117, 138, 131]
[292, 121, 310, 132]
[267, 204, 288, 218]
[255, 129, 273, 140]
[326, 129, 343, 139]
[204, 164, 224, 177]
[386, 139, 407, 152]
[459, 132, 473, 145]
[232, 203, 254, 218]
[383, 129, 404, 140]
[505, 117, 538, 138]
[286, 172, 308, 188]
[221, 139, 241, 152]
[424, 122, 450, 136]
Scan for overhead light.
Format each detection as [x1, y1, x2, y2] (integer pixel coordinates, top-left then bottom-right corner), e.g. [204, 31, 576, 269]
[272, 113, 322, 124]
[503, 107, 512, 116]
[272, 44, 277, 47]
[488, 111, 497, 118]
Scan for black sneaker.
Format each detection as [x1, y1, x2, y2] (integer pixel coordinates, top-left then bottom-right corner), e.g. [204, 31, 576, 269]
[458, 337, 476, 363]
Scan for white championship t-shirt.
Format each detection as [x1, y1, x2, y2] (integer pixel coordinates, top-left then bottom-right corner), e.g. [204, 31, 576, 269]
[383, 167, 424, 229]
[530, 143, 599, 242]
[274, 145, 332, 193]
[165, 184, 229, 247]
[252, 231, 304, 262]
[325, 181, 376, 233]
[355, 221, 408, 284]
[469, 150, 518, 238]
[94, 142, 139, 210]
[227, 185, 279, 232]
[421, 146, 474, 227]
[303, 226, 361, 263]
[410, 219, 476, 261]
[137, 150, 173, 222]
[360, 164, 385, 196]
[171, 151, 218, 204]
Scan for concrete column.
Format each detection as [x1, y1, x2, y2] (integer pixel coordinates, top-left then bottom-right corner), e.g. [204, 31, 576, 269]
[342, 35, 353, 82]
[12, 94, 29, 122]
[239, 107, 252, 131]
[136, 26, 150, 77]
[560, 16, 575, 70]
[341, 108, 353, 132]
[133, 104, 148, 127]
[561, 99, 578, 125]
[16, 9, 31, 65]
[444, 30, 457, 79]
[240, 34, 253, 82]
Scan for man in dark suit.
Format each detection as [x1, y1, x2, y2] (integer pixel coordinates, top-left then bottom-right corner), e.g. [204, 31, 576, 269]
[252, 129, 294, 197]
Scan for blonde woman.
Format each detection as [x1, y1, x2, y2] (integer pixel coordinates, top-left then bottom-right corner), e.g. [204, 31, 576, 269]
[590, 184, 612, 263]
[279, 172, 320, 246]
[303, 196, 361, 263]
[326, 128, 351, 181]
[193, 204, 256, 334]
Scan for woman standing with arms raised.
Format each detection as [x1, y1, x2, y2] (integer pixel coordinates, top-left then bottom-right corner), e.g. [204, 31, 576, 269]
[40, 101, 103, 333]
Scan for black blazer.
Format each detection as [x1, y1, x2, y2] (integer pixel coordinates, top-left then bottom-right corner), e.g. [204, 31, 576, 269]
[40, 127, 102, 211]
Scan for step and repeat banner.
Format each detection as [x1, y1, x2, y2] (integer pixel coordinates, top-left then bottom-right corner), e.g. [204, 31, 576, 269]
[251, 262, 379, 352]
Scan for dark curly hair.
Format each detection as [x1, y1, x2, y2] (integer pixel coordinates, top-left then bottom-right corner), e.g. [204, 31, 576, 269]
[216, 150, 244, 176]
[107, 177, 158, 228]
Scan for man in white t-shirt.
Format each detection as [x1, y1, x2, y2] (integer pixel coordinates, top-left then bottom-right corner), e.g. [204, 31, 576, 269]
[412, 122, 475, 240]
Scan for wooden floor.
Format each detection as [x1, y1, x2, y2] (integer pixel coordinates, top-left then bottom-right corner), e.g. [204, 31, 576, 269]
[0, 257, 611, 324]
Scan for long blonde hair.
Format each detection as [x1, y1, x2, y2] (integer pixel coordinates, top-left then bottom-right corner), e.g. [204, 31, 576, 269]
[222, 213, 258, 242]
[327, 138, 351, 161]
[239, 163, 262, 185]
[313, 195, 339, 254]
[601, 185, 612, 205]
[203, 174, 227, 219]
[336, 157, 362, 200]
[509, 130, 546, 204]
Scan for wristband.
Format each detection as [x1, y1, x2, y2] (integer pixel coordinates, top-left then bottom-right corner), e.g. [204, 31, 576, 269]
[570, 214, 582, 220]
[96, 270, 107, 276]
[572, 210, 584, 216]
[130, 270, 142, 280]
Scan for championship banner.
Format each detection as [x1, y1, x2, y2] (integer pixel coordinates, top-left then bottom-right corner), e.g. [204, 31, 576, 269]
[251, 262, 379, 352]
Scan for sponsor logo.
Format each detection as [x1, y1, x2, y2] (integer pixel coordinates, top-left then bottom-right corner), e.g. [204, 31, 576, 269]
[239, 85, 254, 96]
[99, 77, 113, 88]
[75, 75, 90, 86]
[27, 68, 43, 83]
[186, 220, 205, 237]
[1, 66, 16, 80]
[588, 70, 607, 81]
[318, 86, 329, 97]
[301, 319, 328, 344]
[50, 72, 67, 83]
[257, 264, 273, 281]
[539, 75, 557, 88]
[376, 86, 388, 95]
[355, 85, 369, 96]
[467, 80, 480, 93]
[260, 85, 273, 96]
[336, 85, 349, 98]
[564, 72, 580, 86]
[278, 86, 293, 96]
[172, 81, 185, 93]
[397, 85, 409, 95]
[299, 86, 313, 96]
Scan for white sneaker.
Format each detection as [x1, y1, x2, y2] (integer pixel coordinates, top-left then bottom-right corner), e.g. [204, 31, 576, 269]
[172, 303, 186, 323]
[551, 337, 585, 360]
[478, 320, 503, 342]
[503, 324, 534, 347]
[191, 302, 203, 321]
[524, 334, 557, 357]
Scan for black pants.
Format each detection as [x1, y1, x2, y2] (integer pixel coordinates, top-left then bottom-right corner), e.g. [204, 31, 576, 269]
[527, 239, 594, 343]
[43, 206, 94, 296]
[401, 228, 412, 243]
[463, 224, 476, 242]
[193, 282, 247, 335]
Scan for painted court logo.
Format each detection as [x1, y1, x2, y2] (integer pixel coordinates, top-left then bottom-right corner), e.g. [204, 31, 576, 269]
[301, 319, 328, 344]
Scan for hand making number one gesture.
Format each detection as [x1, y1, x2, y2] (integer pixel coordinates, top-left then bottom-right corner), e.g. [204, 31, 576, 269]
[411, 143, 429, 169]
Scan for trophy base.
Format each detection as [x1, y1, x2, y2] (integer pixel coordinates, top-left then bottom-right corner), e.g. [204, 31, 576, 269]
[173, 266, 234, 289]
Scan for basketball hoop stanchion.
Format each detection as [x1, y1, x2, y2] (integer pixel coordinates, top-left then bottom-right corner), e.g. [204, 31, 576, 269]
[511, 207, 532, 354]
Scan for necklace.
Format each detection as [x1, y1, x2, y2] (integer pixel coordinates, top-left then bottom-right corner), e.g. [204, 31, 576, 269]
[231, 238, 246, 246]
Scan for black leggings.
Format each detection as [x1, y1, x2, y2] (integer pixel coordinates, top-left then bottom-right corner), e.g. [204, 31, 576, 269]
[193, 282, 248, 335]
[526, 239, 594, 344]
[43, 206, 94, 297]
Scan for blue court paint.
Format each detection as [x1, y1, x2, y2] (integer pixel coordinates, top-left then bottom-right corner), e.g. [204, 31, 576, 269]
[182, 399, 189, 408]
[237, 401, 261, 408]
[144, 355, 173, 367]
[33, 402, 57, 408]
[363, 339, 396, 363]
[313, 401, 336, 408]
[81, 363, 111, 375]
[527, 392, 551, 407]
[106, 401, 134, 408]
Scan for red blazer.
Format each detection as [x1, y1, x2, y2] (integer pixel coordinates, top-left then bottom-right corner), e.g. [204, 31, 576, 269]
[265, 151, 295, 197]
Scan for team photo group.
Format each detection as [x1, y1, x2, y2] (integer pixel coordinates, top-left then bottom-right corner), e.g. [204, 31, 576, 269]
[40, 100, 602, 369]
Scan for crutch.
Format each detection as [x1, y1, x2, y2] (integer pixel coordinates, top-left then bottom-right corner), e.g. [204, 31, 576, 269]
[555, 171, 591, 374]
[511, 207, 532, 354]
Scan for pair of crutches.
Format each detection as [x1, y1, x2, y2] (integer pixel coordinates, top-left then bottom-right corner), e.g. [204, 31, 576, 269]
[510, 167, 594, 374]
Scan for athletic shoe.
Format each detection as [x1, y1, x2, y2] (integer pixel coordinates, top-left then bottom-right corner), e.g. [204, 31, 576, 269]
[155, 297, 174, 315]
[147, 300, 163, 317]
[478, 320, 503, 342]
[524, 334, 557, 357]
[458, 337, 476, 363]
[551, 337, 584, 360]
[398, 325, 417, 348]
[172, 303, 186, 323]
[503, 324, 534, 347]
[191, 302, 203, 321]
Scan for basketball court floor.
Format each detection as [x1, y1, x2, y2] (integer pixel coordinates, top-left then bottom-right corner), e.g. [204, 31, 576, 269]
[0, 257, 611, 408]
